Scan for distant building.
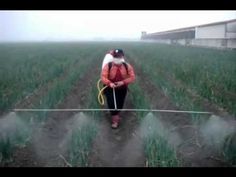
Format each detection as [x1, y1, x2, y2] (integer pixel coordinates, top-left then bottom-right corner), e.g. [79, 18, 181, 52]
[141, 31, 147, 38]
[141, 19, 236, 49]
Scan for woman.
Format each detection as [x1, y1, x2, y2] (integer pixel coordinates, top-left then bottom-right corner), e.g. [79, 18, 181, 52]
[101, 49, 135, 128]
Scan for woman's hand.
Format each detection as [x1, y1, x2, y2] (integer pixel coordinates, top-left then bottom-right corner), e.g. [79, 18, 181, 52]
[109, 83, 116, 88]
[114, 81, 124, 87]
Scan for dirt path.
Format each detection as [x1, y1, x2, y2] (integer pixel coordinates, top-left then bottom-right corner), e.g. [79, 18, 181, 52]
[7, 60, 146, 167]
[88, 93, 145, 167]
[132, 61, 230, 167]
[7, 62, 99, 167]
[154, 63, 235, 120]
[3, 56, 233, 167]
[0, 60, 77, 118]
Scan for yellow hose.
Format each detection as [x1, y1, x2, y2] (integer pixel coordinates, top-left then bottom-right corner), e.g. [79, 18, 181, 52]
[97, 79, 108, 105]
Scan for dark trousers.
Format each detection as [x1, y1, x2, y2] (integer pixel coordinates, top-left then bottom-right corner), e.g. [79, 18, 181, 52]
[104, 86, 127, 116]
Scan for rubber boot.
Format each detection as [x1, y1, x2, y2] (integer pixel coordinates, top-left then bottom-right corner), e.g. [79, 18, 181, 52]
[111, 115, 120, 129]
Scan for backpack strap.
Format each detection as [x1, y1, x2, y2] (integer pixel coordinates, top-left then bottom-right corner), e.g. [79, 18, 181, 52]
[122, 62, 129, 74]
[108, 62, 113, 72]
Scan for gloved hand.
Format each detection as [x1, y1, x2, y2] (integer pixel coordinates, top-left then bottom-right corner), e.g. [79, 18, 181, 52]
[114, 81, 124, 87]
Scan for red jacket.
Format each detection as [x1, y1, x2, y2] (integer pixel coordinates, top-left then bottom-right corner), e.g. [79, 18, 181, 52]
[101, 62, 135, 87]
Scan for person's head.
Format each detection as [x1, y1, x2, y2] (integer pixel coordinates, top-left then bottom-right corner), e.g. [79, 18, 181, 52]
[113, 49, 124, 58]
[113, 49, 125, 65]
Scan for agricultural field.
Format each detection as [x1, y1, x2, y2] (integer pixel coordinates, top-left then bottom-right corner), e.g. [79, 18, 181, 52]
[0, 42, 235, 167]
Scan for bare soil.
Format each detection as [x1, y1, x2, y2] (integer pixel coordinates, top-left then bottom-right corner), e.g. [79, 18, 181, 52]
[4, 61, 146, 167]
[132, 61, 233, 167]
[4, 62, 99, 167]
[87, 93, 145, 167]
[2, 59, 234, 167]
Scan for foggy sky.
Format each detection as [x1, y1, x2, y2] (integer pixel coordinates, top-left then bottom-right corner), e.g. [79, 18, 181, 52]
[0, 10, 235, 42]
